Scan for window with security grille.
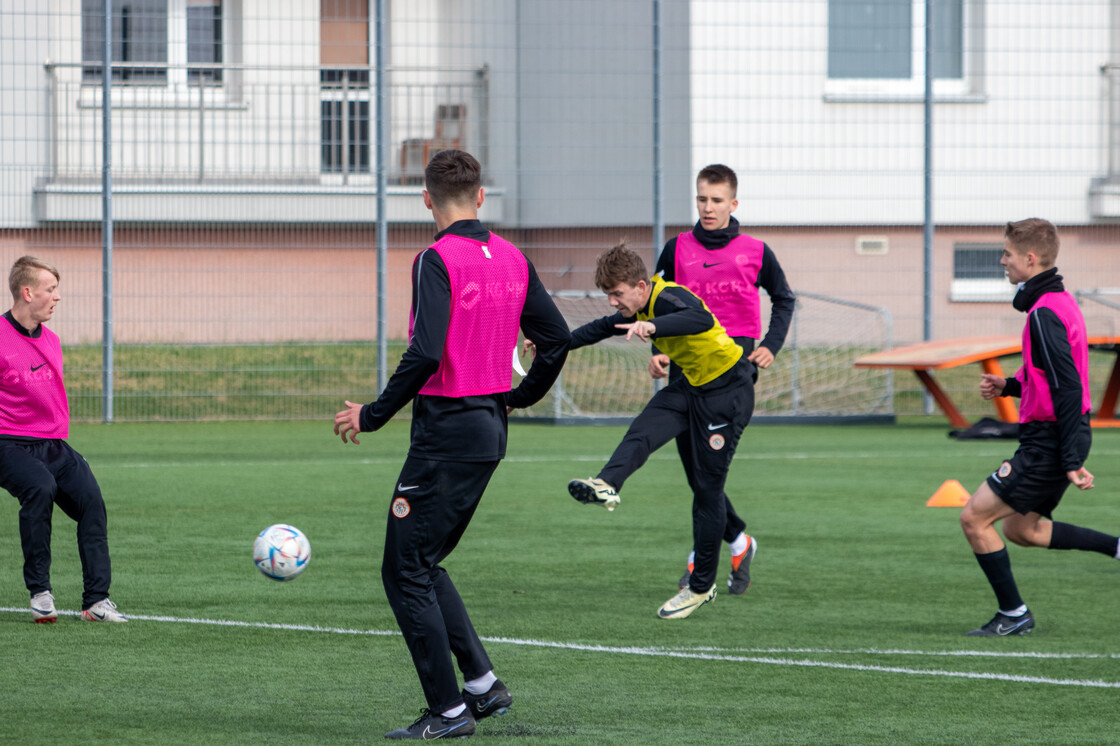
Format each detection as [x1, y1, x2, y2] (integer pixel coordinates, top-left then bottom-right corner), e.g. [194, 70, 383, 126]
[320, 0, 371, 175]
[187, 0, 223, 84]
[953, 243, 1004, 280]
[951, 242, 1014, 302]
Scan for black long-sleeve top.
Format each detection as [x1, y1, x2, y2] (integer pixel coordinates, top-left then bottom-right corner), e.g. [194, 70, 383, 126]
[655, 217, 795, 356]
[358, 219, 571, 461]
[1001, 268, 1090, 471]
[569, 283, 716, 349]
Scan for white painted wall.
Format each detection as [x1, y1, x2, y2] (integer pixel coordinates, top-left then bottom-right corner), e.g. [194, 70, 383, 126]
[690, 0, 1113, 226]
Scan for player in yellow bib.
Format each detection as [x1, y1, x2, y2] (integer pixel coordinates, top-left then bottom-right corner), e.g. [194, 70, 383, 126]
[567, 243, 756, 619]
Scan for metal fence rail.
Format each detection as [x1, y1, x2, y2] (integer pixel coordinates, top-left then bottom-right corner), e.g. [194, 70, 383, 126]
[5, 1, 1120, 423]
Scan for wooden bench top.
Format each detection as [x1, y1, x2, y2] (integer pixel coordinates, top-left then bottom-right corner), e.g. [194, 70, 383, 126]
[854, 336, 1021, 370]
[854, 335, 1120, 371]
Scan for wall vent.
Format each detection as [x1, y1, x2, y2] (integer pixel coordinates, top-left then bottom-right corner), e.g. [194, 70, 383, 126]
[855, 235, 889, 255]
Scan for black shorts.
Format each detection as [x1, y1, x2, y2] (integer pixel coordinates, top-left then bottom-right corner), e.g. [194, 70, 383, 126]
[986, 445, 1069, 518]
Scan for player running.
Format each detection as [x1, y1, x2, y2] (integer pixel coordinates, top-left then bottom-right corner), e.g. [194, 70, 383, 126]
[960, 218, 1120, 636]
[566, 242, 755, 619]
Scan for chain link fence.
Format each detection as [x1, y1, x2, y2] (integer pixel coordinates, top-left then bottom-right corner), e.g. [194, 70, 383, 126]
[3, 1, 1120, 423]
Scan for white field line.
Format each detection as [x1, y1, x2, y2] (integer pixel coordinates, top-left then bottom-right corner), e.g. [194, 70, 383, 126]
[3, 607, 1118, 689]
[669, 645, 1120, 660]
[91, 447, 1114, 470]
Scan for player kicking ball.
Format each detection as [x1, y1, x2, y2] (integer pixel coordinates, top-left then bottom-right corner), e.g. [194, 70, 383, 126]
[960, 218, 1120, 637]
[565, 242, 755, 619]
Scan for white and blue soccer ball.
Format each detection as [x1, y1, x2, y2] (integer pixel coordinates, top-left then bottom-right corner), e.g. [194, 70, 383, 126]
[253, 524, 311, 581]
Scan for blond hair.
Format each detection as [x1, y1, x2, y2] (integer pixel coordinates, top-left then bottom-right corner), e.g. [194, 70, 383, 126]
[9, 255, 60, 301]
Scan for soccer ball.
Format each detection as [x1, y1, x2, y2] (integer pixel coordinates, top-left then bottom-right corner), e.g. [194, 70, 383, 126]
[253, 524, 311, 581]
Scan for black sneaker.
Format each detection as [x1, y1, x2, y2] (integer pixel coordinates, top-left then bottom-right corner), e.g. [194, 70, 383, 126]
[966, 610, 1035, 637]
[461, 680, 512, 720]
[384, 708, 475, 740]
[727, 537, 757, 595]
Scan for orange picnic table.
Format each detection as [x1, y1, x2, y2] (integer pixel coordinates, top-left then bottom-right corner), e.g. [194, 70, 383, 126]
[854, 335, 1120, 429]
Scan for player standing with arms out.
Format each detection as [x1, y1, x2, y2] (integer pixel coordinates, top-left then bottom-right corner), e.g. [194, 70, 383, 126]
[652, 164, 795, 594]
[960, 218, 1120, 637]
[568, 243, 754, 619]
[333, 150, 570, 738]
[0, 256, 127, 623]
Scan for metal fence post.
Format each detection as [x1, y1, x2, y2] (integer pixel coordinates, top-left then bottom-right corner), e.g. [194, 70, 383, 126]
[101, 0, 114, 423]
[376, 0, 388, 393]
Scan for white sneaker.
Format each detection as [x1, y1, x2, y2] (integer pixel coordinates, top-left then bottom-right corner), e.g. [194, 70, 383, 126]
[30, 591, 57, 624]
[81, 598, 128, 623]
[567, 477, 621, 511]
[657, 585, 716, 619]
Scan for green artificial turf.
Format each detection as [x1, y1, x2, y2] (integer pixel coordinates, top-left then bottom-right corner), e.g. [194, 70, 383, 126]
[2, 420, 1120, 744]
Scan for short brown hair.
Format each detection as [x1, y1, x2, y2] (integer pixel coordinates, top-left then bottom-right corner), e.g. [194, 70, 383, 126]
[697, 164, 738, 197]
[9, 255, 60, 301]
[1005, 218, 1059, 268]
[424, 149, 482, 208]
[594, 242, 648, 291]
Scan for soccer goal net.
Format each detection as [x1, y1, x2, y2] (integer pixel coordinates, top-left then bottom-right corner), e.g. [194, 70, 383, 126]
[513, 290, 895, 423]
[1076, 288, 1120, 336]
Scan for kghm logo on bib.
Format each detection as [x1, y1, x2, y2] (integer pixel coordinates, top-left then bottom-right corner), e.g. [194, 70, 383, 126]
[709, 433, 726, 450]
[391, 497, 411, 518]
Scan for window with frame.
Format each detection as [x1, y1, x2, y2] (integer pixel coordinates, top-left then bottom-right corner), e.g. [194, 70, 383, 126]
[320, 71, 372, 175]
[82, 0, 168, 82]
[187, 0, 223, 84]
[826, 0, 977, 99]
[82, 0, 224, 85]
[951, 242, 1014, 302]
[320, 0, 371, 176]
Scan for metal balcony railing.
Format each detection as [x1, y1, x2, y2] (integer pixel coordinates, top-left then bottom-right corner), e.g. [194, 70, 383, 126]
[43, 62, 489, 186]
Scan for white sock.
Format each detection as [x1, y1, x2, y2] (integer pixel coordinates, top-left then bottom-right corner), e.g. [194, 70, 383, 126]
[443, 703, 466, 718]
[464, 670, 497, 695]
[729, 533, 749, 556]
[1114, 539, 1120, 559]
[1000, 604, 1028, 618]
[686, 550, 695, 568]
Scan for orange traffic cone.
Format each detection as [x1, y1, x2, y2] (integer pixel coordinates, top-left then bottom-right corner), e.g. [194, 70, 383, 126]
[926, 479, 971, 507]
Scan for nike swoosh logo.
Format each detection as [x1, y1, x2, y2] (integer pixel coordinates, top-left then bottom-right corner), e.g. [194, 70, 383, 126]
[707, 423, 728, 431]
[658, 601, 702, 618]
[91, 611, 106, 620]
[995, 620, 1030, 635]
[702, 262, 722, 268]
[30, 363, 46, 372]
[476, 695, 500, 711]
[397, 484, 419, 492]
[423, 721, 468, 738]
